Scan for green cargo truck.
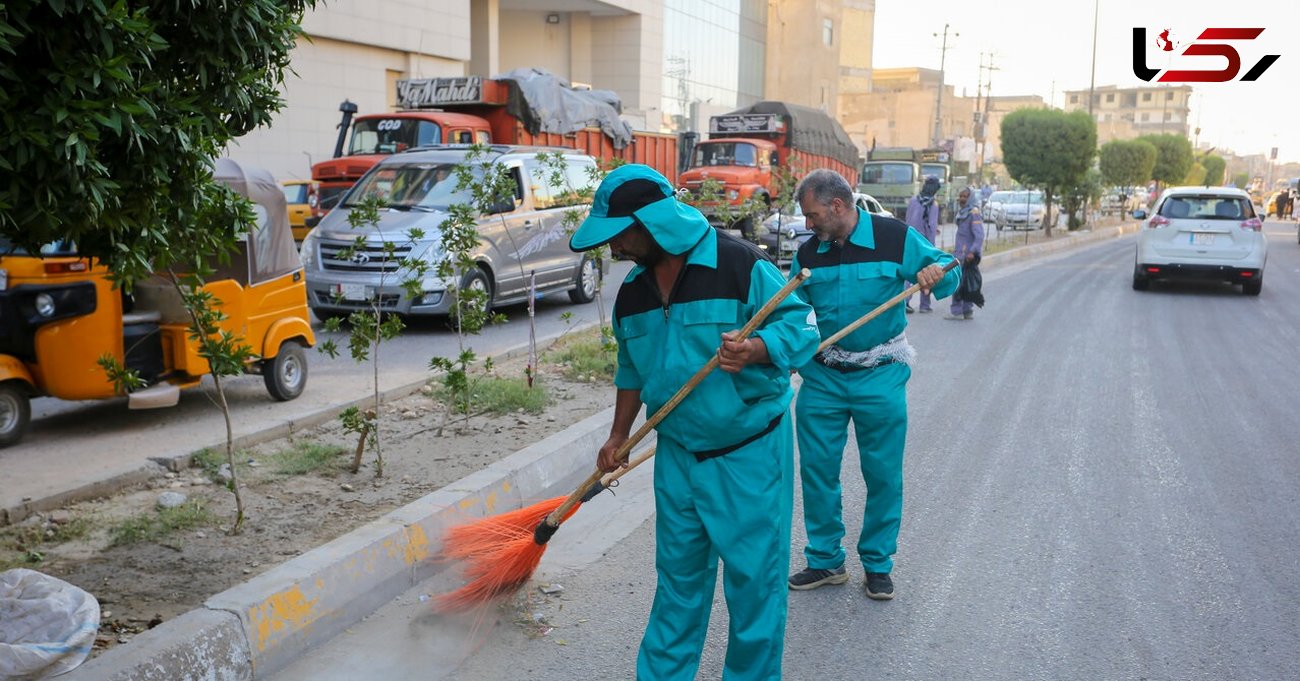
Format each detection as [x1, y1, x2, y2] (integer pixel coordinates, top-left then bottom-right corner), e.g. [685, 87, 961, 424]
[859, 147, 921, 218]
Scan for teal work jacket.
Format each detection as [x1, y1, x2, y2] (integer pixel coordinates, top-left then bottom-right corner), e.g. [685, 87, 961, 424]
[612, 231, 820, 453]
[790, 207, 961, 354]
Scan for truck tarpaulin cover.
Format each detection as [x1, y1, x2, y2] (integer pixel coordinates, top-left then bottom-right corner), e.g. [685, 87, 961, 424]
[493, 68, 634, 149]
[722, 101, 861, 170]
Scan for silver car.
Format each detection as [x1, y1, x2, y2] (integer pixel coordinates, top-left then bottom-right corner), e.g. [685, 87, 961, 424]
[1132, 186, 1266, 295]
[996, 190, 1056, 230]
[300, 146, 603, 318]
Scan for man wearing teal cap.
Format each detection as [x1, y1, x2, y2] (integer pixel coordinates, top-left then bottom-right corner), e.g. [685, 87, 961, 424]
[572, 164, 820, 680]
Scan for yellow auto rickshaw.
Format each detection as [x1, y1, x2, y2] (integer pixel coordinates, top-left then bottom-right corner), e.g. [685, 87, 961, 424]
[0, 158, 316, 447]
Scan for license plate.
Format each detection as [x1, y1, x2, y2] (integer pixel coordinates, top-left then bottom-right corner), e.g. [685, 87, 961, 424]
[1190, 232, 1215, 246]
[334, 283, 369, 301]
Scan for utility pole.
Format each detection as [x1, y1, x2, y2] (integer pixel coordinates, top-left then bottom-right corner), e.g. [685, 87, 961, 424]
[932, 24, 957, 148]
[1088, 0, 1099, 117]
[977, 53, 999, 181]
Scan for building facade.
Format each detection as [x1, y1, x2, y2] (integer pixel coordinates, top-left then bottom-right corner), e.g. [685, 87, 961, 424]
[227, 0, 863, 181]
[1061, 84, 1193, 145]
[229, 0, 664, 180]
[839, 67, 976, 153]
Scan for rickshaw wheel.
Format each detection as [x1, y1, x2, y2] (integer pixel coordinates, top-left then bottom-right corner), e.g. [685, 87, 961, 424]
[264, 341, 308, 401]
[0, 382, 31, 448]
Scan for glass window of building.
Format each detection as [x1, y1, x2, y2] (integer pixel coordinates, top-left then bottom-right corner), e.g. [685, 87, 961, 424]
[662, 0, 766, 132]
[823, 18, 833, 46]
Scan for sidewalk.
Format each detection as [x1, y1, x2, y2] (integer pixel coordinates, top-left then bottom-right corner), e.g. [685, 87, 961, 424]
[60, 222, 1140, 680]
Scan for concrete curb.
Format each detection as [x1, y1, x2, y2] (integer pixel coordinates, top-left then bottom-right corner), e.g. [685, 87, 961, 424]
[1, 323, 600, 526]
[981, 221, 1140, 271]
[65, 406, 643, 681]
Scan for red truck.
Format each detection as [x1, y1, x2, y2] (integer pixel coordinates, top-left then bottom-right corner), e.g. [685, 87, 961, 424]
[678, 101, 862, 235]
[311, 76, 679, 211]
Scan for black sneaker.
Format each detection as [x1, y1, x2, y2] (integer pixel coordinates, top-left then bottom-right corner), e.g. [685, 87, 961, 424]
[788, 565, 849, 590]
[865, 572, 894, 600]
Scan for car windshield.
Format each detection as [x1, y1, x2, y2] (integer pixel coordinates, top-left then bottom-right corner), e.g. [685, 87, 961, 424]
[1007, 192, 1043, 205]
[1159, 195, 1253, 220]
[344, 163, 474, 211]
[281, 184, 309, 204]
[347, 118, 442, 155]
[921, 164, 949, 182]
[0, 237, 78, 257]
[692, 142, 758, 168]
[861, 163, 915, 184]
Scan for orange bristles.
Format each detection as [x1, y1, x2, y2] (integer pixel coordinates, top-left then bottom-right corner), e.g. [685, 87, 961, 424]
[434, 496, 585, 612]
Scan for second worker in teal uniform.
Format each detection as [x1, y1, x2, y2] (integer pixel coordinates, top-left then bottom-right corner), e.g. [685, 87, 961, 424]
[786, 169, 960, 600]
[569, 165, 820, 680]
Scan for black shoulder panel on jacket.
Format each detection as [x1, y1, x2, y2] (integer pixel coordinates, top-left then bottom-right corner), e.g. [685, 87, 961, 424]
[614, 230, 755, 320]
[794, 215, 908, 269]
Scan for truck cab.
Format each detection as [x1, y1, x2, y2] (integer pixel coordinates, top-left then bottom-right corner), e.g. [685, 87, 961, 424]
[680, 137, 780, 216]
[312, 111, 493, 212]
[860, 149, 922, 218]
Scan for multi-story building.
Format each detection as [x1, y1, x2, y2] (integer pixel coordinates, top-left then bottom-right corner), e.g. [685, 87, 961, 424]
[1061, 84, 1193, 145]
[838, 67, 976, 152]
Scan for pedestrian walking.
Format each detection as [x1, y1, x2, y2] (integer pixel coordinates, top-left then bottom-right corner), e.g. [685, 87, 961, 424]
[946, 187, 985, 321]
[785, 169, 960, 600]
[903, 175, 942, 313]
[570, 164, 820, 680]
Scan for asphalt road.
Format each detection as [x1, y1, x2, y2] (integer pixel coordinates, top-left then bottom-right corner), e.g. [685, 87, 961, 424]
[0, 261, 634, 517]
[279, 221, 1300, 680]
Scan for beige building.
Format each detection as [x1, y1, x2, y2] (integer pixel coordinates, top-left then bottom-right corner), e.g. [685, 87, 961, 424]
[1061, 84, 1192, 145]
[230, 0, 664, 180]
[764, 0, 855, 117]
[839, 67, 976, 152]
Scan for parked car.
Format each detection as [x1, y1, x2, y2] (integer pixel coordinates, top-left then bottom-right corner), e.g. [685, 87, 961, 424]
[984, 190, 1013, 227]
[299, 145, 603, 320]
[1131, 186, 1266, 295]
[756, 192, 892, 263]
[996, 190, 1056, 230]
[281, 179, 322, 241]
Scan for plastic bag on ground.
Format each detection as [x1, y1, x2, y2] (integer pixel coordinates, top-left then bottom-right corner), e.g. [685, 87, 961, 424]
[0, 568, 100, 681]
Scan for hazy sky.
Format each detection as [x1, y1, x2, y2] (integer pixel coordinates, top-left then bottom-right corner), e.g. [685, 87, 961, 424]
[871, 0, 1298, 163]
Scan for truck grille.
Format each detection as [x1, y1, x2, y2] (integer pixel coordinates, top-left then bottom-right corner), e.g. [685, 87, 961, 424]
[319, 239, 414, 273]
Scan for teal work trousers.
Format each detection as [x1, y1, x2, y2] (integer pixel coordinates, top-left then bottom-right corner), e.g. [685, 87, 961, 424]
[794, 361, 910, 574]
[637, 414, 794, 681]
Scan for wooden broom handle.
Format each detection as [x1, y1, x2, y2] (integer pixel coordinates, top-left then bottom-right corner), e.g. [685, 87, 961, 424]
[818, 259, 958, 348]
[543, 267, 812, 526]
[592, 258, 960, 489]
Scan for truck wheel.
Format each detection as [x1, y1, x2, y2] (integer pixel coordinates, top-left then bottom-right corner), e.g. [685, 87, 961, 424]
[263, 340, 308, 401]
[568, 254, 601, 304]
[1242, 277, 1262, 296]
[0, 382, 32, 448]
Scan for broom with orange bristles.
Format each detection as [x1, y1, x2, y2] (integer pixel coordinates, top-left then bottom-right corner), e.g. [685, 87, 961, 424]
[434, 268, 812, 611]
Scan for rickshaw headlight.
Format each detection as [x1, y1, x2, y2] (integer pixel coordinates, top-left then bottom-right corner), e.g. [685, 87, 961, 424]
[34, 293, 55, 317]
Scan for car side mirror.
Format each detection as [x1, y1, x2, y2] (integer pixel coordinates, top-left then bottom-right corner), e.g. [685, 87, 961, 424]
[490, 197, 516, 214]
[1131, 209, 1147, 220]
[305, 215, 322, 228]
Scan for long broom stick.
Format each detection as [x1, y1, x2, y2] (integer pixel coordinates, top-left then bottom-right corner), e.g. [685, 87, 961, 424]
[560, 258, 960, 499]
[434, 268, 811, 611]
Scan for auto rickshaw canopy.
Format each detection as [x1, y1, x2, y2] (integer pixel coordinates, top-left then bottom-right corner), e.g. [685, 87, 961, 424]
[214, 158, 300, 286]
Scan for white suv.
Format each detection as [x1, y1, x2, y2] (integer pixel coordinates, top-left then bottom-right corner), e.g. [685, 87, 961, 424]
[1132, 186, 1267, 295]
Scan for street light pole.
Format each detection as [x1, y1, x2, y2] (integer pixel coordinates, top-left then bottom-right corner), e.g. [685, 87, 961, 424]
[932, 23, 957, 148]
